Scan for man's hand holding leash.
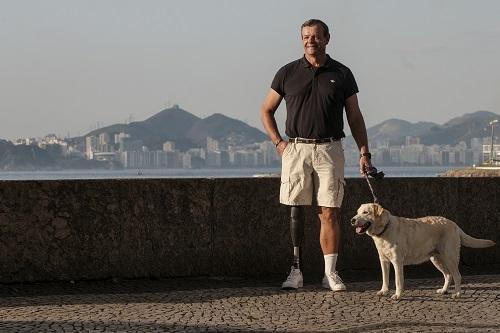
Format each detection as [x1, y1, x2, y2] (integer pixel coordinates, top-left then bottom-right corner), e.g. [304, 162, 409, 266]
[359, 152, 373, 175]
[362, 156, 385, 204]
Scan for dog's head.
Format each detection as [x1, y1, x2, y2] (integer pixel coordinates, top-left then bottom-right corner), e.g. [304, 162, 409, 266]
[350, 203, 390, 236]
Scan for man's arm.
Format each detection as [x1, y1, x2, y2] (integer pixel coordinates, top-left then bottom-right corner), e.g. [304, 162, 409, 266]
[345, 94, 372, 173]
[260, 89, 287, 155]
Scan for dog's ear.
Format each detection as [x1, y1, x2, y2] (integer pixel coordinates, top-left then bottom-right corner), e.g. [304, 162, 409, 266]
[374, 203, 385, 216]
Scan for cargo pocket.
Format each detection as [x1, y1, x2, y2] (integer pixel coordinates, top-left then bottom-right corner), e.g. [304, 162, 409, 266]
[281, 176, 303, 204]
[279, 179, 290, 203]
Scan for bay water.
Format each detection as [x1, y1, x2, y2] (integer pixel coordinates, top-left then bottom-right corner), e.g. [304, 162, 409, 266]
[0, 166, 458, 180]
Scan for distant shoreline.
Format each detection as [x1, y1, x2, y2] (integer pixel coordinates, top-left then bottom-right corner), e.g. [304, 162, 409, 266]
[439, 166, 500, 177]
[0, 166, 459, 180]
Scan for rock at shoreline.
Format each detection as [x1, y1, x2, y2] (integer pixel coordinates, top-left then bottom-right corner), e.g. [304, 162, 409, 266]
[439, 168, 500, 177]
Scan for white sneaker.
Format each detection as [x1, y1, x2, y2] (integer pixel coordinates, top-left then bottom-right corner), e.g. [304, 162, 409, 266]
[322, 271, 346, 291]
[281, 267, 303, 289]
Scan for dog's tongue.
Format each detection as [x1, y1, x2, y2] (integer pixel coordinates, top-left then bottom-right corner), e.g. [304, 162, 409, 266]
[355, 226, 364, 234]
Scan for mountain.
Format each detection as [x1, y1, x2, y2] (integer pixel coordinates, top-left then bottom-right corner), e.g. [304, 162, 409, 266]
[366, 119, 437, 145]
[419, 111, 498, 145]
[83, 105, 267, 150]
[186, 113, 268, 146]
[86, 106, 202, 150]
[346, 110, 500, 147]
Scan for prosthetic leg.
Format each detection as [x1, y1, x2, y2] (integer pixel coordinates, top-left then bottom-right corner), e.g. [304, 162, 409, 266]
[290, 206, 304, 269]
[282, 206, 305, 289]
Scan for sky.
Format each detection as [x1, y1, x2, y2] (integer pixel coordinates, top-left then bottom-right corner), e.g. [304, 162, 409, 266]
[1, 0, 500, 141]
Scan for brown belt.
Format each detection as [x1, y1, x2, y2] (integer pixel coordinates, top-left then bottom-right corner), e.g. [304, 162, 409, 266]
[288, 137, 341, 144]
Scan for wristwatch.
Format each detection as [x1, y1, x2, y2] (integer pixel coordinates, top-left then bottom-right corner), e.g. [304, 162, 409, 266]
[360, 152, 372, 159]
[274, 139, 283, 147]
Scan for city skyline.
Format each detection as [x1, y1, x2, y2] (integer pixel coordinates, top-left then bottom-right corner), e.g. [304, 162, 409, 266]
[4, 105, 499, 143]
[1, 0, 500, 140]
[7, 104, 500, 169]
[8, 127, 499, 171]
[2, 104, 499, 170]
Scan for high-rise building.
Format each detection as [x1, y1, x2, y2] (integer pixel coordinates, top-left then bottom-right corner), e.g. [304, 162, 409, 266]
[405, 136, 420, 146]
[206, 151, 222, 167]
[207, 137, 219, 152]
[85, 135, 98, 159]
[115, 132, 130, 144]
[120, 138, 143, 152]
[482, 144, 500, 165]
[99, 132, 112, 145]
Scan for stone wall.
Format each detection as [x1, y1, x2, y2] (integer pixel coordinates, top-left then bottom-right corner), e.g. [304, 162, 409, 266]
[0, 177, 499, 283]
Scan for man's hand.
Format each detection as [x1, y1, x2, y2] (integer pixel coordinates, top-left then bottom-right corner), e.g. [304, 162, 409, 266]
[276, 140, 288, 156]
[359, 156, 373, 175]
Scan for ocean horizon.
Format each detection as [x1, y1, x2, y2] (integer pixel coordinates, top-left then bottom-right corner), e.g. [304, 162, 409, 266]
[0, 166, 460, 180]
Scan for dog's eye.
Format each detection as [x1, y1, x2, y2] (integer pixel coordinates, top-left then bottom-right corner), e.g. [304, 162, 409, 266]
[363, 211, 368, 214]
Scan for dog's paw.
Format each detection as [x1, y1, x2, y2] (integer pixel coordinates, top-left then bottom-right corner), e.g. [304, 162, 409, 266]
[376, 289, 389, 296]
[451, 292, 461, 299]
[436, 288, 448, 294]
[390, 293, 401, 301]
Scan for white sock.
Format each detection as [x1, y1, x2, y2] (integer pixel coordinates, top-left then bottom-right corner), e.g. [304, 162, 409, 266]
[324, 253, 338, 275]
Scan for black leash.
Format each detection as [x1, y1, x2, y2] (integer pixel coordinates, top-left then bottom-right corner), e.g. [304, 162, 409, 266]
[363, 167, 384, 204]
[364, 167, 389, 236]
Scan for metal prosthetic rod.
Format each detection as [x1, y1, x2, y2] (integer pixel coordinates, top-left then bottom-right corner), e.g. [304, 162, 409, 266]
[290, 206, 304, 269]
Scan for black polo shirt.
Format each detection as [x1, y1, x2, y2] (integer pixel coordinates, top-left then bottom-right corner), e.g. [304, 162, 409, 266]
[271, 55, 358, 139]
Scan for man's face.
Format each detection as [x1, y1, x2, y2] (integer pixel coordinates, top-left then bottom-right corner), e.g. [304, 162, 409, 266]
[301, 25, 329, 56]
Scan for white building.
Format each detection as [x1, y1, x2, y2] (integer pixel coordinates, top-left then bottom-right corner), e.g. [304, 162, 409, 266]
[482, 144, 500, 165]
[85, 135, 98, 159]
[206, 137, 219, 152]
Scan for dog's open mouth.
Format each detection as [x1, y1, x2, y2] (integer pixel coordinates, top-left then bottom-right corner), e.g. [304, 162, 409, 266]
[355, 222, 371, 234]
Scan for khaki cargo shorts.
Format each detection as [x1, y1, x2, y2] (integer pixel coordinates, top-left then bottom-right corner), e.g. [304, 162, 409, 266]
[280, 140, 345, 208]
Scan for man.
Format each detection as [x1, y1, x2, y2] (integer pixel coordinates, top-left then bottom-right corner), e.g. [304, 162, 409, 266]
[260, 19, 372, 291]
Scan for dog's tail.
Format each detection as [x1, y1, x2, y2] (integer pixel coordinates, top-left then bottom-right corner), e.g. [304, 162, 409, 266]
[459, 228, 495, 248]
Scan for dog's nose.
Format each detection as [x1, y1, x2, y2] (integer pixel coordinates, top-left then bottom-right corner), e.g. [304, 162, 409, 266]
[350, 218, 356, 226]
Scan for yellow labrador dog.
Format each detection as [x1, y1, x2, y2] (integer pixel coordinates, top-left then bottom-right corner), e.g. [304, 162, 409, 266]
[351, 203, 495, 300]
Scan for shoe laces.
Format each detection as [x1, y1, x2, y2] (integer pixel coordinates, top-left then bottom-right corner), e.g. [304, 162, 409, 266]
[327, 272, 343, 283]
[286, 268, 300, 281]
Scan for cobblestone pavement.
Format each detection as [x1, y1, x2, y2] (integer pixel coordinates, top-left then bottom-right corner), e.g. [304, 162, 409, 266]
[0, 274, 499, 333]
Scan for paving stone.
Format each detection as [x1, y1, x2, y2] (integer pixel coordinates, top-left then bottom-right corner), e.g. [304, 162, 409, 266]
[0, 275, 499, 332]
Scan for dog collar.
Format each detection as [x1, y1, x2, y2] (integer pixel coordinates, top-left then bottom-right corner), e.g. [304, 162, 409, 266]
[374, 220, 390, 237]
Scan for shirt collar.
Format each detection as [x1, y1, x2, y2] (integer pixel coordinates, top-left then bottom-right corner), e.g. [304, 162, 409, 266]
[301, 54, 334, 68]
